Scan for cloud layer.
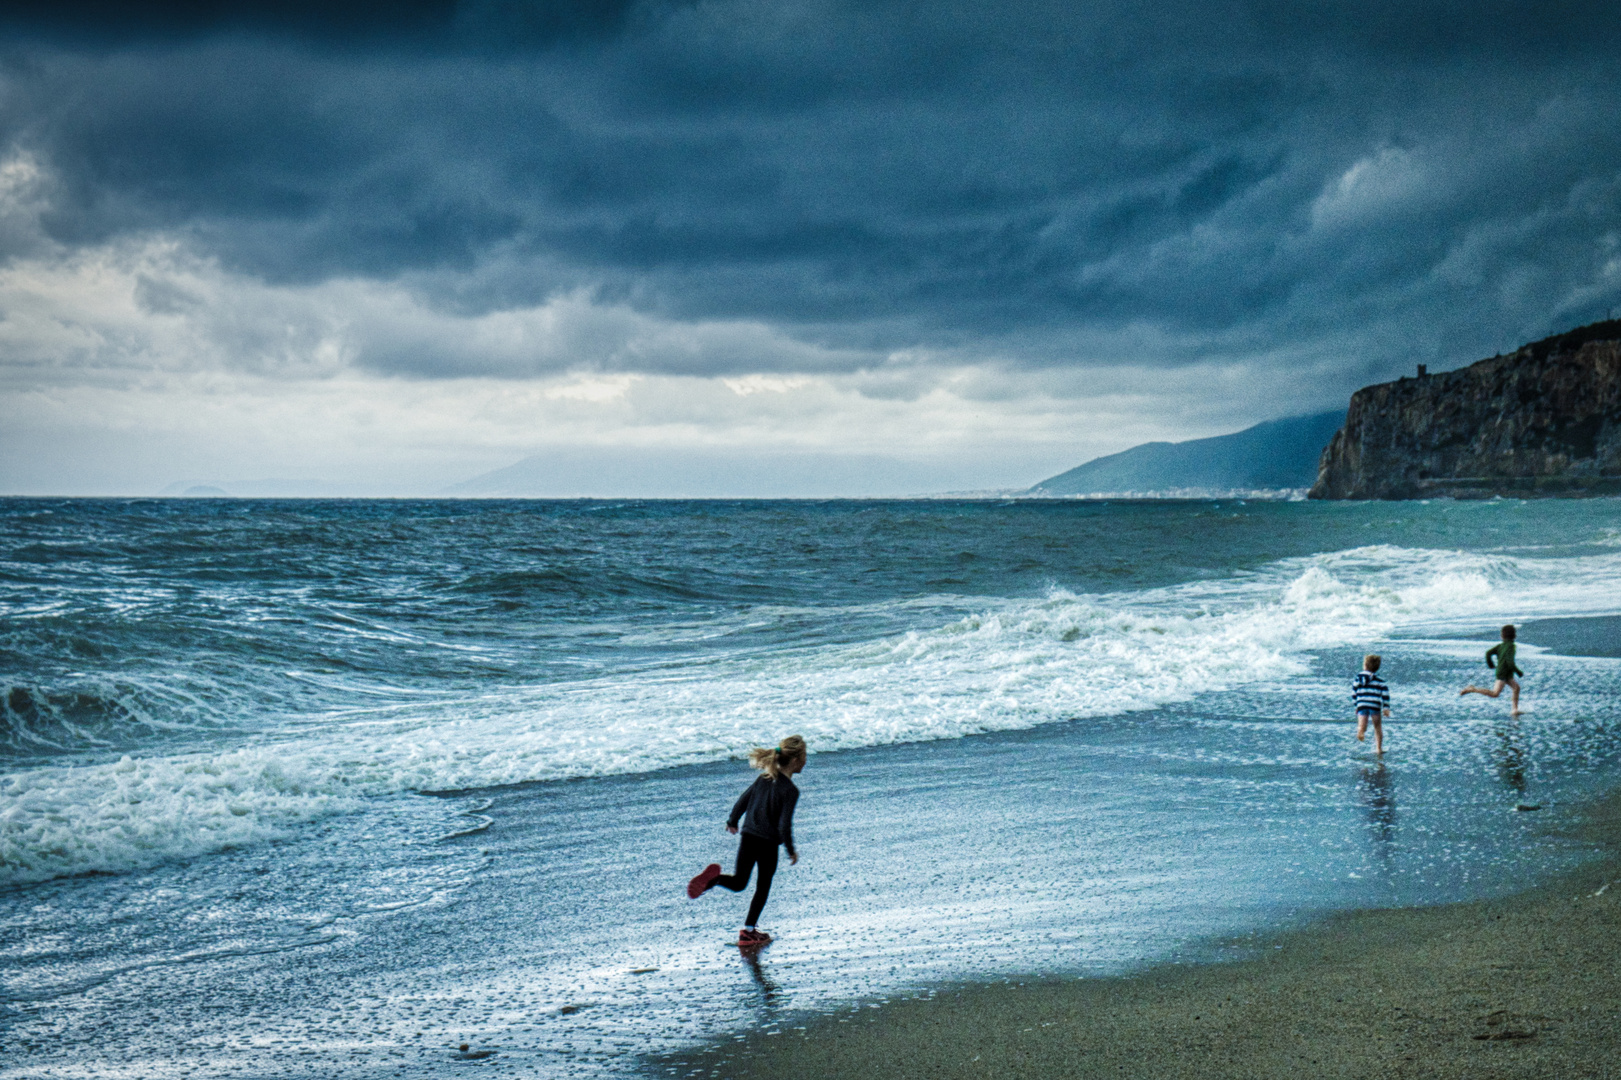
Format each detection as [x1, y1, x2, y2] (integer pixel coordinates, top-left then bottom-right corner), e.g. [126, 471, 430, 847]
[3, 1, 1620, 493]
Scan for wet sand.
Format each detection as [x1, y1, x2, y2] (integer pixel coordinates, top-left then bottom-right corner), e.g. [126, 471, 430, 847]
[661, 789, 1621, 1080]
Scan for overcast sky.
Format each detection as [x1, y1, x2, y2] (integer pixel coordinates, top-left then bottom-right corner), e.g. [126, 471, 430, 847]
[2, 0, 1619, 495]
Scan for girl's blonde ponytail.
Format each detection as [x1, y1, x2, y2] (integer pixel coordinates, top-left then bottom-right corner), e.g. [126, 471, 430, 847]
[748, 734, 807, 779]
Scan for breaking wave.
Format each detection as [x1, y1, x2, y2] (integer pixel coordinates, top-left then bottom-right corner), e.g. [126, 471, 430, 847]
[6, 540, 1620, 885]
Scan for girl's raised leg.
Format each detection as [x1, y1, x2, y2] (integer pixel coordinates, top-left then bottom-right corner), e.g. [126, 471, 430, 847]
[713, 839, 760, 894]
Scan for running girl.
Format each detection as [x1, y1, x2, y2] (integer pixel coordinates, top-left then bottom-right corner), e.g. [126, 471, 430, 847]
[1461, 624, 1524, 714]
[687, 735, 806, 947]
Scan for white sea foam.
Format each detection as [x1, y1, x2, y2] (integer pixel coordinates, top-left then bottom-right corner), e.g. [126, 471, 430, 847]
[6, 543, 1621, 884]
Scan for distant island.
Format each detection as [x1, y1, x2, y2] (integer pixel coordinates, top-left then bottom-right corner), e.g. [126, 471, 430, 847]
[1310, 319, 1621, 499]
[1028, 412, 1344, 497]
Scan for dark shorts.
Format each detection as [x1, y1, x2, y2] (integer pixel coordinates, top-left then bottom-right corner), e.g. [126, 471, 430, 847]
[1356, 708, 1382, 719]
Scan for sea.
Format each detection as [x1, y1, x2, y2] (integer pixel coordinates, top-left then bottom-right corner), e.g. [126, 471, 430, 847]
[3, 496, 1621, 1078]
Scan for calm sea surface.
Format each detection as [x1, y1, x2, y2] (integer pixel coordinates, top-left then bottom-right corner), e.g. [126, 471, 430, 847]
[4, 497, 1621, 1076]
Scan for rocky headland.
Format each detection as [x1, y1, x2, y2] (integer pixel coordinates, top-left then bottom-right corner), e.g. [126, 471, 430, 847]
[1310, 319, 1621, 499]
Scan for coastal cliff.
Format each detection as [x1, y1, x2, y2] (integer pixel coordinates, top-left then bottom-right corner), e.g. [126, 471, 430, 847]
[1309, 319, 1621, 499]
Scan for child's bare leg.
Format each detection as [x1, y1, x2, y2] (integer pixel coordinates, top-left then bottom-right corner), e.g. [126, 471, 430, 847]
[1356, 714, 1368, 741]
[1509, 678, 1521, 713]
[1372, 715, 1383, 754]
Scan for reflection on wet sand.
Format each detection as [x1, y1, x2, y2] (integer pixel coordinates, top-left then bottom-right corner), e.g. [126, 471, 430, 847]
[740, 946, 781, 1009]
[1493, 718, 1528, 794]
[1357, 762, 1396, 866]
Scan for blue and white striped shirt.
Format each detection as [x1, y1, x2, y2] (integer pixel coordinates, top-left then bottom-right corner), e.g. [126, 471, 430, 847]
[1352, 670, 1390, 714]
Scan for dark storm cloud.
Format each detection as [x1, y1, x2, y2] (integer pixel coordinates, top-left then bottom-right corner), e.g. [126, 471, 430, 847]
[0, 1, 654, 47]
[3, 0, 1621, 380]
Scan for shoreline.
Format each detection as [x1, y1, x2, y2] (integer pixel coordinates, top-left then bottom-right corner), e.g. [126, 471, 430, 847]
[657, 787, 1621, 1079]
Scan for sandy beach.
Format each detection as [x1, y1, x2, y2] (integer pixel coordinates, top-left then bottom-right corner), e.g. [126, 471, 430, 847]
[662, 789, 1621, 1080]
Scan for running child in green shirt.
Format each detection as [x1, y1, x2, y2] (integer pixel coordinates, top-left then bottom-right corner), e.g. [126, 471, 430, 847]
[1460, 624, 1524, 714]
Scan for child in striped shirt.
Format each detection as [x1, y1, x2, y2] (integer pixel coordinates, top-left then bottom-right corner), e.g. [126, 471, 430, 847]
[1353, 654, 1391, 754]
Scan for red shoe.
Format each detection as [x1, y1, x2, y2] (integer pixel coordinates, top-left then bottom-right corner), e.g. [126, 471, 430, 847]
[737, 928, 772, 947]
[687, 863, 722, 899]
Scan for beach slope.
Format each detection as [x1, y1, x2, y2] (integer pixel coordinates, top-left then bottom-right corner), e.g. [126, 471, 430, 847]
[664, 795, 1621, 1080]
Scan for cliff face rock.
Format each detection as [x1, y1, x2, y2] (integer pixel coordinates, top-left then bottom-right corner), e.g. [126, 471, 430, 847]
[1309, 320, 1621, 499]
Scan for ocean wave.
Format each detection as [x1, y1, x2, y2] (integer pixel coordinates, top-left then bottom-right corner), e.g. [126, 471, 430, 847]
[446, 565, 738, 603]
[0, 680, 218, 757]
[5, 542, 1621, 885]
[0, 752, 358, 885]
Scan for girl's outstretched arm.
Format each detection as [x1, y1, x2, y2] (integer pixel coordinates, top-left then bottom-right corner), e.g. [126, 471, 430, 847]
[779, 786, 800, 864]
[726, 783, 753, 833]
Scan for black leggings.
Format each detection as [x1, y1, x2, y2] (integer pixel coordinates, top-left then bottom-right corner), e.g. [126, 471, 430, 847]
[713, 832, 779, 927]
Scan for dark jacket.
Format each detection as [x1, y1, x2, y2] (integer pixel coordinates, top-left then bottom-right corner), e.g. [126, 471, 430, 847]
[728, 773, 799, 856]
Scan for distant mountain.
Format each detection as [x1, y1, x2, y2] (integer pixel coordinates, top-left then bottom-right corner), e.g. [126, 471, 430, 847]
[441, 448, 954, 499]
[157, 478, 375, 497]
[1029, 412, 1345, 496]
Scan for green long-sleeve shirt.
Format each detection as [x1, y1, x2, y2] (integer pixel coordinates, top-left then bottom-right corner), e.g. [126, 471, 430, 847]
[1486, 641, 1523, 680]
